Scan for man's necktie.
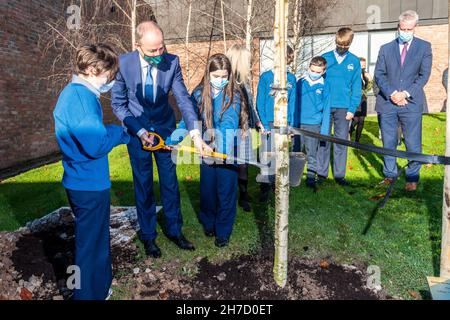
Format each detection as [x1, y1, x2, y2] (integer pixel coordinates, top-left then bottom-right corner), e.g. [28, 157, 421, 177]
[401, 42, 409, 67]
[145, 65, 154, 104]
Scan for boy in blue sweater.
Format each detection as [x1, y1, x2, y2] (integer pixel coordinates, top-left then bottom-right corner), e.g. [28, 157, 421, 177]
[256, 46, 297, 202]
[317, 27, 362, 186]
[294, 56, 330, 188]
[53, 44, 129, 300]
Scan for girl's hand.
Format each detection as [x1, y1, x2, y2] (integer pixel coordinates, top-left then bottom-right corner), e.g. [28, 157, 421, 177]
[346, 112, 354, 121]
[193, 134, 214, 155]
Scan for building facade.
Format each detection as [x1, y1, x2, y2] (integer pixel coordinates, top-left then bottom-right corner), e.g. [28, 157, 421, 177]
[0, 0, 448, 172]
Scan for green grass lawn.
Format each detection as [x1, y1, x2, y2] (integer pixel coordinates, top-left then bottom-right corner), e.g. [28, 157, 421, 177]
[0, 113, 446, 299]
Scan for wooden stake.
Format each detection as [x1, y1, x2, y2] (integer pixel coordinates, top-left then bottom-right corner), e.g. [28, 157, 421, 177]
[273, 0, 290, 288]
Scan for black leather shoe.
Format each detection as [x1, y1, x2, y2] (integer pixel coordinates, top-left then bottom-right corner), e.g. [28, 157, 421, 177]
[168, 234, 196, 251]
[305, 177, 316, 188]
[143, 239, 161, 258]
[204, 229, 215, 238]
[317, 175, 327, 185]
[214, 237, 229, 248]
[335, 178, 350, 186]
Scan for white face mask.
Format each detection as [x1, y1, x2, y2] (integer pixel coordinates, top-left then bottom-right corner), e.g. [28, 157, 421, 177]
[89, 76, 115, 93]
[98, 79, 116, 93]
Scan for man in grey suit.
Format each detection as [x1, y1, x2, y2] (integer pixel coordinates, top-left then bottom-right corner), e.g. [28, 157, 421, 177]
[374, 10, 432, 192]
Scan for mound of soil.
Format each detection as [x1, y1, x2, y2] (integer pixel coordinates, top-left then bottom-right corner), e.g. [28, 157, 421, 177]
[0, 207, 140, 300]
[169, 253, 389, 300]
[0, 207, 390, 300]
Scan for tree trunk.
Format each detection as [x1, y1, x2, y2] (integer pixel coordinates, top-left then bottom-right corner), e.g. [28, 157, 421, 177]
[245, 0, 253, 51]
[246, 0, 254, 93]
[273, 0, 290, 288]
[220, 0, 227, 52]
[185, 0, 193, 88]
[441, 2, 450, 279]
[131, 0, 137, 51]
[291, 0, 302, 75]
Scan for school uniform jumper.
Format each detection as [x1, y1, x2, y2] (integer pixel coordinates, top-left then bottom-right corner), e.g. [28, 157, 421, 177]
[293, 75, 331, 179]
[317, 50, 362, 179]
[53, 75, 130, 300]
[192, 88, 241, 241]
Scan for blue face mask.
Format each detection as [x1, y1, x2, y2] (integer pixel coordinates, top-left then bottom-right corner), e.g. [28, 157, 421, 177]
[98, 80, 115, 93]
[308, 71, 322, 81]
[210, 78, 229, 90]
[398, 30, 414, 43]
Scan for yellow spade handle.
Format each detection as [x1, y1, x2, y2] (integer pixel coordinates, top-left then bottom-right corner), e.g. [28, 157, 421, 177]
[177, 146, 228, 160]
[142, 132, 166, 151]
[142, 132, 228, 161]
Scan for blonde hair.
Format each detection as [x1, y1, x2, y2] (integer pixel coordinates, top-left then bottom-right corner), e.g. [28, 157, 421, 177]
[335, 27, 354, 46]
[226, 44, 251, 85]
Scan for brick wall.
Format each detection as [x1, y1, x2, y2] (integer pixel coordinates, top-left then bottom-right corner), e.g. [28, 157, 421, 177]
[415, 24, 448, 113]
[1, 0, 61, 170]
[0, 0, 119, 171]
[167, 38, 261, 94]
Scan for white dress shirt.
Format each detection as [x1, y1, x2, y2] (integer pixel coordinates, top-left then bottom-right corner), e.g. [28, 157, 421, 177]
[334, 50, 348, 64]
[140, 54, 158, 101]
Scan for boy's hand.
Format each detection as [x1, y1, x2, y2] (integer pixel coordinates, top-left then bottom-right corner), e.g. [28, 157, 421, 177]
[346, 112, 354, 121]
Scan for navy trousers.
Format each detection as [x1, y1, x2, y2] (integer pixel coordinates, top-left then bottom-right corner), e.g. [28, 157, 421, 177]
[293, 124, 321, 179]
[127, 135, 183, 241]
[317, 108, 350, 179]
[66, 188, 111, 300]
[199, 163, 238, 240]
[378, 108, 423, 182]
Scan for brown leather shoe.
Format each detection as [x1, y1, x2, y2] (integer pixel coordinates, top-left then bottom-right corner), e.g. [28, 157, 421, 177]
[405, 182, 418, 192]
[379, 178, 394, 186]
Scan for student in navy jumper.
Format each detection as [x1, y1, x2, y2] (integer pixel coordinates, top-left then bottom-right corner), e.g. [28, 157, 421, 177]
[256, 46, 297, 202]
[167, 54, 248, 248]
[317, 27, 362, 186]
[293, 56, 330, 188]
[53, 44, 130, 300]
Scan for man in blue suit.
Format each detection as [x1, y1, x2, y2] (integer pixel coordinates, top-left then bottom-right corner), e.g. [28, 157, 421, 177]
[111, 21, 211, 258]
[375, 10, 432, 192]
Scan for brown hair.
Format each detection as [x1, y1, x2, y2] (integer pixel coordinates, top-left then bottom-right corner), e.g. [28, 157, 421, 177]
[335, 27, 354, 46]
[310, 56, 327, 68]
[75, 43, 119, 82]
[199, 54, 248, 137]
[359, 57, 367, 62]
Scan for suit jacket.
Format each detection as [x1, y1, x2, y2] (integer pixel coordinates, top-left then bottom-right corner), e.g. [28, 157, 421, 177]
[374, 37, 432, 114]
[111, 51, 198, 140]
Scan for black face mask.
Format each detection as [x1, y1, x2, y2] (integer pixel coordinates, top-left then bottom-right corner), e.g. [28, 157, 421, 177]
[336, 47, 348, 56]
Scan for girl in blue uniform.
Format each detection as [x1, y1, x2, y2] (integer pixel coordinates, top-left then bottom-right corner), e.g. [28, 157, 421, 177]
[53, 44, 130, 300]
[169, 54, 247, 247]
[194, 54, 248, 247]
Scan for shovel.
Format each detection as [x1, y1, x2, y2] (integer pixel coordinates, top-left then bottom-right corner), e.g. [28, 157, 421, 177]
[142, 132, 267, 169]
